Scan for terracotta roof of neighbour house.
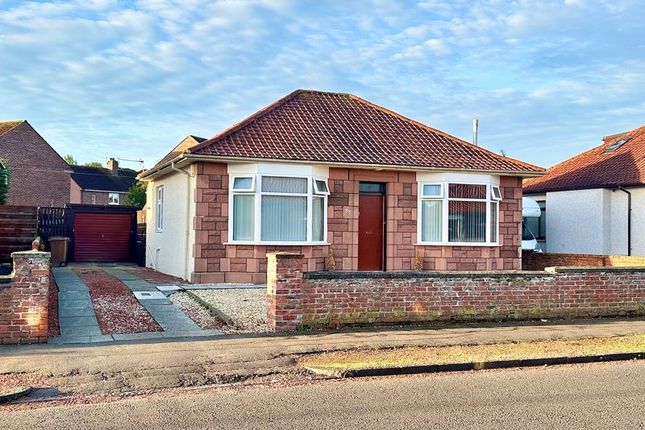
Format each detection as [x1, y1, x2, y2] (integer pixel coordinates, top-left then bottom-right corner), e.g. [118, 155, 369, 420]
[143, 90, 544, 177]
[524, 124, 645, 194]
[71, 165, 138, 192]
[156, 135, 207, 166]
[0, 120, 25, 138]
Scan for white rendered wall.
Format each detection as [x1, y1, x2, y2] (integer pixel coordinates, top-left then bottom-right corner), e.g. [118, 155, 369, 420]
[145, 168, 195, 280]
[545, 189, 609, 254]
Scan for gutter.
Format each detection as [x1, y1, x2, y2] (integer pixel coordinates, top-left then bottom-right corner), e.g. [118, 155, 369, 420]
[171, 161, 193, 280]
[140, 153, 546, 181]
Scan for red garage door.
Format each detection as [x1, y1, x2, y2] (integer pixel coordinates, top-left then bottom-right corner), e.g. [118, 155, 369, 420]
[74, 212, 132, 262]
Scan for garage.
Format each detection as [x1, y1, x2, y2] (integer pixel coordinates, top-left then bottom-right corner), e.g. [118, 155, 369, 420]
[71, 206, 136, 262]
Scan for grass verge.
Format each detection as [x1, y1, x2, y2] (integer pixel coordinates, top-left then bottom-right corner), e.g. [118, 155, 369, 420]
[300, 334, 645, 373]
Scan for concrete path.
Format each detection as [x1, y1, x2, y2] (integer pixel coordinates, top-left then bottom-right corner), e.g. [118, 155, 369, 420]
[52, 268, 108, 343]
[50, 266, 219, 345]
[102, 268, 213, 335]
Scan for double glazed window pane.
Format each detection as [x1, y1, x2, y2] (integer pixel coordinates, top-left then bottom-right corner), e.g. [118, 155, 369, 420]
[490, 201, 498, 242]
[313, 197, 324, 241]
[233, 194, 254, 240]
[262, 176, 307, 194]
[423, 184, 442, 197]
[448, 201, 486, 242]
[421, 200, 442, 242]
[261, 195, 307, 241]
[449, 184, 486, 199]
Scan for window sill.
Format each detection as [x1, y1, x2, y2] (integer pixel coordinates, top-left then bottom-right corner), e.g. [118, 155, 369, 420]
[224, 241, 330, 246]
[416, 242, 501, 247]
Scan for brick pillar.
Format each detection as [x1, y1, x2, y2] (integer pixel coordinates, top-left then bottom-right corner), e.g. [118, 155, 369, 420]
[0, 250, 51, 344]
[266, 252, 304, 332]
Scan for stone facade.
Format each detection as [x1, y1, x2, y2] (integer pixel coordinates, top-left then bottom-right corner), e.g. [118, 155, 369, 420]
[0, 121, 71, 207]
[0, 250, 51, 344]
[191, 162, 523, 283]
[267, 253, 645, 332]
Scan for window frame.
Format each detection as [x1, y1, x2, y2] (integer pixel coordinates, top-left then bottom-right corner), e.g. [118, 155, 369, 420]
[418, 181, 501, 246]
[156, 185, 164, 232]
[229, 174, 328, 245]
[108, 192, 120, 205]
[232, 176, 256, 192]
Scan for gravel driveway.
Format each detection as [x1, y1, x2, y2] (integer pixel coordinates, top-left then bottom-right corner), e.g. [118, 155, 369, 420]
[191, 288, 268, 333]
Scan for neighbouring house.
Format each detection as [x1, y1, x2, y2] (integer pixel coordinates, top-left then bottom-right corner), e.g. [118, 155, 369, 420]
[70, 158, 138, 205]
[524, 124, 645, 256]
[139, 89, 544, 282]
[0, 120, 71, 207]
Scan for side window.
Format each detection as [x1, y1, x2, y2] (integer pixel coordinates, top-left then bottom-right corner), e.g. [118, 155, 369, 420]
[156, 186, 164, 231]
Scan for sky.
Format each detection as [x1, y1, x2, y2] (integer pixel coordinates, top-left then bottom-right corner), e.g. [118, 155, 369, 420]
[0, 0, 644, 170]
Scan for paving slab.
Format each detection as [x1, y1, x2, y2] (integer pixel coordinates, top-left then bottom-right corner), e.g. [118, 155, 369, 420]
[53, 268, 102, 341]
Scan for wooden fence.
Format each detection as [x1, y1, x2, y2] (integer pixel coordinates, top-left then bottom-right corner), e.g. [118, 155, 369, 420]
[0, 206, 37, 263]
[37, 207, 67, 243]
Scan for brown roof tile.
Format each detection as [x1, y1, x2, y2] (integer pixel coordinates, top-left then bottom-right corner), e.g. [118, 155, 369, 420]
[524, 124, 645, 194]
[184, 90, 543, 175]
[0, 120, 25, 138]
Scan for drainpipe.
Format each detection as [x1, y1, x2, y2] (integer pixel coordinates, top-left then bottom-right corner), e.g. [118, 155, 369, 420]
[614, 187, 632, 256]
[171, 161, 193, 280]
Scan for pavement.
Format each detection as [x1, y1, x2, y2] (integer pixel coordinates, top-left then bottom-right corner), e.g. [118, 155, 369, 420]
[1, 318, 644, 397]
[1, 361, 643, 429]
[51, 266, 220, 344]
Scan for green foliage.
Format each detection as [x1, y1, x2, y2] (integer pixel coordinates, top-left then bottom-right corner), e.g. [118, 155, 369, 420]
[124, 182, 146, 209]
[84, 161, 103, 168]
[0, 159, 9, 205]
[63, 154, 77, 165]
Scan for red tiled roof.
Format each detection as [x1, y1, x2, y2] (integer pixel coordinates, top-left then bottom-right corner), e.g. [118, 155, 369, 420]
[524, 124, 645, 194]
[182, 90, 542, 175]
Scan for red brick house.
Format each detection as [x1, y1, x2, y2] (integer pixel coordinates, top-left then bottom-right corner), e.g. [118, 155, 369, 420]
[0, 120, 71, 207]
[70, 158, 138, 205]
[140, 90, 544, 282]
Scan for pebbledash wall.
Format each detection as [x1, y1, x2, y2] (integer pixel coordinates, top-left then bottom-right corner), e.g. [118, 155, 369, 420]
[267, 253, 645, 331]
[0, 250, 52, 344]
[189, 162, 523, 283]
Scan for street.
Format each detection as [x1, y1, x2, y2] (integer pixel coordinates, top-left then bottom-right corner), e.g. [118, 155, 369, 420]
[1, 361, 643, 429]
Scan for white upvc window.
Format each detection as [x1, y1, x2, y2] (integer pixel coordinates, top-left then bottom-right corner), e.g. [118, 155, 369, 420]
[156, 186, 164, 232]
[418, 182, 501, 245]
[230, 175, 328, 244]
[108, 192, 120, 205]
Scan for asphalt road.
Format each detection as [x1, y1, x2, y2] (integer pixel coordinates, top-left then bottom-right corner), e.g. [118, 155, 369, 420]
[1, 361, 644, 430]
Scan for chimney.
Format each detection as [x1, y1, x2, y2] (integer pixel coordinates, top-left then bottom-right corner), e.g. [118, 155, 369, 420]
[107, 158, 119, 176]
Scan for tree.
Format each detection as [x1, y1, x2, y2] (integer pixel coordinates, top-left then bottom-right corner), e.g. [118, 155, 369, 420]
[124, 182, 146, 209]
[0, 159, 9, 205]
[84, 161, 103, 168]
[63, 154, 77, 165]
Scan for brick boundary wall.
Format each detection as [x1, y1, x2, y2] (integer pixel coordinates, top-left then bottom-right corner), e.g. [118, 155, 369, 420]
[0, 250, 51, 344]
[267, 252, 645, 332]
[522, 251, 645, 271]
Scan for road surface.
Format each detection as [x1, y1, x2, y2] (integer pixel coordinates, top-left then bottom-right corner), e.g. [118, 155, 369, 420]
[1, 361, 643, 429]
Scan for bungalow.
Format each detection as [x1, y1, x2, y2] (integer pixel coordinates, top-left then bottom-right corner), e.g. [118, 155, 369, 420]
[524, 124, 645, 256]
[140, 90, 544, 282]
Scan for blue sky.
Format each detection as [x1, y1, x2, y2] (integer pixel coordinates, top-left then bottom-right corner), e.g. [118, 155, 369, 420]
[1, 0, 644, 170]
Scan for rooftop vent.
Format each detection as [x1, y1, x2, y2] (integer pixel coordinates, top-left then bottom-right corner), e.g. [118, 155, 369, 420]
[604, 137, 630, 153]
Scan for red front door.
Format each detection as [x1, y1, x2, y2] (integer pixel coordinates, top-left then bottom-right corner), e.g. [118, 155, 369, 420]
[358, 183, 385, 271]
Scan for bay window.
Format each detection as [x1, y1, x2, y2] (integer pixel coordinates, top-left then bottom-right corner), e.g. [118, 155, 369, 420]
[230, 175, 327, 244]
[419, 182, 501, 245]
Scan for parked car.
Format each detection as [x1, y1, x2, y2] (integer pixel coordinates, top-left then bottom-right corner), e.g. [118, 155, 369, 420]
[522, 197, 542, 252]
